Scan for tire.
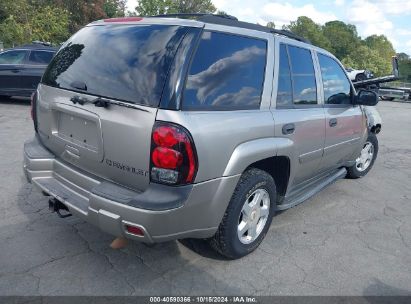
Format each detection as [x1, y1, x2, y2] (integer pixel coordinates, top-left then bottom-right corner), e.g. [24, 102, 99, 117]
[355, 73, 366, 82]
[347, 133, 378, 179]
[209, 168, 277, 259]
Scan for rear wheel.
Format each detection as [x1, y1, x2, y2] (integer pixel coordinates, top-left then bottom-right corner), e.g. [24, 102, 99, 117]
[209, 168, 276, 259]
[355, 73, 366, 81]
[347, 133, 378, 178]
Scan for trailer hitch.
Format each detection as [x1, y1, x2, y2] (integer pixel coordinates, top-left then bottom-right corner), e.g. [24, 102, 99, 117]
[49, 198, 72, 218]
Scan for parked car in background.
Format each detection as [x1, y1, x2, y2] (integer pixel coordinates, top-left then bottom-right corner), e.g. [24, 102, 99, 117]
[346, 67, 374, 82]
[0, 42, 57, 98]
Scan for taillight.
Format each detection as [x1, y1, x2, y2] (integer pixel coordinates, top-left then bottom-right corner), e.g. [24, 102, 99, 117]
[150, 122, 198, 185]
[30, 92, 38, 132]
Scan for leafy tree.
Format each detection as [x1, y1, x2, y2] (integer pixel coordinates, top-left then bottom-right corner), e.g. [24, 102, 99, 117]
[0, 0, 69, 47]
[30, 6, 69, 43]
[172, 0, 216, 14]
[343, 45, 388, 76]
[136, 0, 173, 15]
[283, 16, 333, 52]
[323, 20, 361, 60]
[52, 0, 106, 33]
[397, 53, 411, 81]
[104, 0, 127, 17]
[365, 35, 395, 59]
[266, 21, 275, 29]
[135, 0, 216, 16]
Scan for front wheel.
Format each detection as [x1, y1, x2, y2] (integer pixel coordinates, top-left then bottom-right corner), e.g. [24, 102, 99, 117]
[347, 133, 378, 178]
[209, 168, 277, 259]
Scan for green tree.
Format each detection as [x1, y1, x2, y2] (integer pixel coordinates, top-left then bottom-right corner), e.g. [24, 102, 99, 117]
[266, 21, 275, 29]
[172, 0, 216, 14]
[342, 45, 388, 76]
[104, 0, 127, 17]
[397, 53, 411, 81]
[135, 0, 216, 16]
[30, 6, 70, 43]
[0, 0, 70, 47]
[323, 20, 361, 59]
[283, 16, 332, 52]
[136, 0, 173, 15]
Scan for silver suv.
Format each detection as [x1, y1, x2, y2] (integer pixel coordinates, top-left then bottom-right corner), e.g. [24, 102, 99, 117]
[23, 14, 381, 259]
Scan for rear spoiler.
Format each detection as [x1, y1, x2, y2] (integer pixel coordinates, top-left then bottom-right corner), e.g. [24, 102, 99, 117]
[353, 56, 399, 89]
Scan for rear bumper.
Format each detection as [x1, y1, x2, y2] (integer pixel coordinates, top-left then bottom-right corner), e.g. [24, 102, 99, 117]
[23, 136, 240, 242]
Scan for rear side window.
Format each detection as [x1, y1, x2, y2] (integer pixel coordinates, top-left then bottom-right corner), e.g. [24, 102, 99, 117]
[182, 31, 267, 111]
[42, 25, 187, 107]
[318, 53, 351, 105]
[29, 51, 54, 65]
[0, 50, 28, 64]
[277, 44, 293, 107]
[288, 45, 317, 105]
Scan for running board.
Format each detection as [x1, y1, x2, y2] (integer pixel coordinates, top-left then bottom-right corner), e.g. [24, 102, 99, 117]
[277, 167, 347, 211]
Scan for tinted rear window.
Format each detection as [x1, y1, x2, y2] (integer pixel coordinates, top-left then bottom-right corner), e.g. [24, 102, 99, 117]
[42, 25, 186, 107]
[182, 31, 267, 111]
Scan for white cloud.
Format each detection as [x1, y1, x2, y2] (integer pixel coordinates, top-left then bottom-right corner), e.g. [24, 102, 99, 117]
[398, 29, 411, 36]
[335, 0, 345, 6]
[261, 3, 337, 28]
[347, 1, 394, 37]
[126, 0, 137, 11]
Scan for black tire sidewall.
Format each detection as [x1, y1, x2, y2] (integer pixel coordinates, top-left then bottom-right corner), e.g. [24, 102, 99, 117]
[355, 73, 366, 81]
[224, 169, 277, 258]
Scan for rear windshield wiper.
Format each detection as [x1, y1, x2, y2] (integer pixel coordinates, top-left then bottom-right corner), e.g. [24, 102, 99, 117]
[69, 95, 149, 111]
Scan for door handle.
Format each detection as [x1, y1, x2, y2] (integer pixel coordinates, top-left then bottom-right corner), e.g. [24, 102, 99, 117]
[282, 123, 295, 135]
[329, 118, 338, 127]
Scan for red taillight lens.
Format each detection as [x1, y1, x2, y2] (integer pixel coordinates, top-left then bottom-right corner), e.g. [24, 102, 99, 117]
[153, 126, 179, 147]
[152, 147, 183, 169]
[150, 122, 198, 185]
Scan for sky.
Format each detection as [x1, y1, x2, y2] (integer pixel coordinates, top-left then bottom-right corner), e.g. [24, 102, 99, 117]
[126, 0, 411, 54]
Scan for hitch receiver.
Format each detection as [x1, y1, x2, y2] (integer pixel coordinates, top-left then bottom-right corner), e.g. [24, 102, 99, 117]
[49, 198, 72, 218]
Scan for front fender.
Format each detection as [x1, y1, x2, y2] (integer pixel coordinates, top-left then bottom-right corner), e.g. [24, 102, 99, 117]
[223, 137, 294, 176]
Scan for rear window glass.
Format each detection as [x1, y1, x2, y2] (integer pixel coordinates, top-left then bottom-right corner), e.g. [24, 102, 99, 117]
[42, 25, 186, 107]
[182, 31, 267, 111]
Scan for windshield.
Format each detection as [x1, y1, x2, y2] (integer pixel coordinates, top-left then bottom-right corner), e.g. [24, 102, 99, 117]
[42, 24, 187, 107]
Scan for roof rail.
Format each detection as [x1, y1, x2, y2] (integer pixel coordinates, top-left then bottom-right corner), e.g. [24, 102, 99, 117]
[154, 13, 238, 21]
[151, 14, 310, 44]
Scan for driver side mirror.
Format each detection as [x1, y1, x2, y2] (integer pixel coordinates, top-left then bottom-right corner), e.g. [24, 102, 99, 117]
[354, 89, 378, 106]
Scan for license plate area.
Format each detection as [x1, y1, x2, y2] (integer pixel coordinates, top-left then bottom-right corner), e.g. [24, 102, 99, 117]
[49, 103, 104, 162]
[57, 112, 99, 151]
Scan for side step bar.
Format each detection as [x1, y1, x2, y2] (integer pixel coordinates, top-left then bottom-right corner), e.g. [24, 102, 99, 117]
[277, 168, 347, 211]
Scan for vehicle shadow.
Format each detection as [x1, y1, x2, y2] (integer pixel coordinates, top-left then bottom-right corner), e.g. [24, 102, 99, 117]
[0, 96, 30, 105]
[363, 278, 411, 303]
[12, 179, 241, 295]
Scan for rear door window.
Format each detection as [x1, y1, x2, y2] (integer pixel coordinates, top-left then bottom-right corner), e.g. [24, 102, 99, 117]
[182, 31, 267, 111]
[288, 45, 317, 105]
[42, 24, 187, 107]
[29, 51, 55, 65]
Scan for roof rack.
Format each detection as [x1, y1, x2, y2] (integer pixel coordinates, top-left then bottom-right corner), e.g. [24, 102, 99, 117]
[154, 13, 238, 21]
[152, 14, 310, 44]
